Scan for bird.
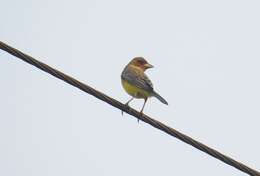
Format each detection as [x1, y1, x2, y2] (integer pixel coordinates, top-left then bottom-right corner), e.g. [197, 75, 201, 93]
[121, 57, 168, 118]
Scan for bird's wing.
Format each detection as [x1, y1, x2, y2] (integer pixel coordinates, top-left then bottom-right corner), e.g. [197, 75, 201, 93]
[122, 67, 153, 92]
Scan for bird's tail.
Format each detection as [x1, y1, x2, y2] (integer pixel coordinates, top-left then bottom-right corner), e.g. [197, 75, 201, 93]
[152, 91, 168, 105]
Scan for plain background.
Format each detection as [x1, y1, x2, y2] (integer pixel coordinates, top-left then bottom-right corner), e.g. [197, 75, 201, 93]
[1, 0, 260, 175]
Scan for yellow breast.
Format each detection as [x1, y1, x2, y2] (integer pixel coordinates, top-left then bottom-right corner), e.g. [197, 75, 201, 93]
[121, 79, 151, 99]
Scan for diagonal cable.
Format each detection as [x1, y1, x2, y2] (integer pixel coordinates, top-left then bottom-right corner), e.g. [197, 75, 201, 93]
[0, 40, 259, 176]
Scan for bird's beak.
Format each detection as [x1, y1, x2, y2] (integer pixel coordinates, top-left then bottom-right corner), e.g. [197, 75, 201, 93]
[144, 63, 154, 69]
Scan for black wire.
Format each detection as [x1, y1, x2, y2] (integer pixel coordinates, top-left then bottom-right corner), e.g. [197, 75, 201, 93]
[0, 40, 259, 176]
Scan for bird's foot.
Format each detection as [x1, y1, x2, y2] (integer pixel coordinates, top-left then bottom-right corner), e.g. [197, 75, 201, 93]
[121, 103, 130, 116]
[137, 111, 144, 123]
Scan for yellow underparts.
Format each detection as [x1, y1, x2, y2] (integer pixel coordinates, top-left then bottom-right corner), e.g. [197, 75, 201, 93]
[122, 79, 151, 99]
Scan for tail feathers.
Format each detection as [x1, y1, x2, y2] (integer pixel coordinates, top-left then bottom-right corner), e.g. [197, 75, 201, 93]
[152, 91, 168, 105]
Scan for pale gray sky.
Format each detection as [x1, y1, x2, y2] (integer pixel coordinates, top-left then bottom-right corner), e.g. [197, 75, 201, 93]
[1, 0, 260, 175]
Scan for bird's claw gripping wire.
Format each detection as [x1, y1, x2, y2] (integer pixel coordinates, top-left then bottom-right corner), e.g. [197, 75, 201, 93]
[121, 97, 134, 116]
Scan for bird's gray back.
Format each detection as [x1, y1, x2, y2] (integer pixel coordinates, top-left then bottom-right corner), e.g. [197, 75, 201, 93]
[121, 65, 154, 92]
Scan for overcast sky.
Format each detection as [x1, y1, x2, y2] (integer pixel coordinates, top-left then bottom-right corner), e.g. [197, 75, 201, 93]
[1, 0, 260, 175]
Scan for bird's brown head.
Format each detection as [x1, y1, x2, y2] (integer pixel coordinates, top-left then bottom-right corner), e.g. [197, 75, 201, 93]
[129, 57, 154, 71]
